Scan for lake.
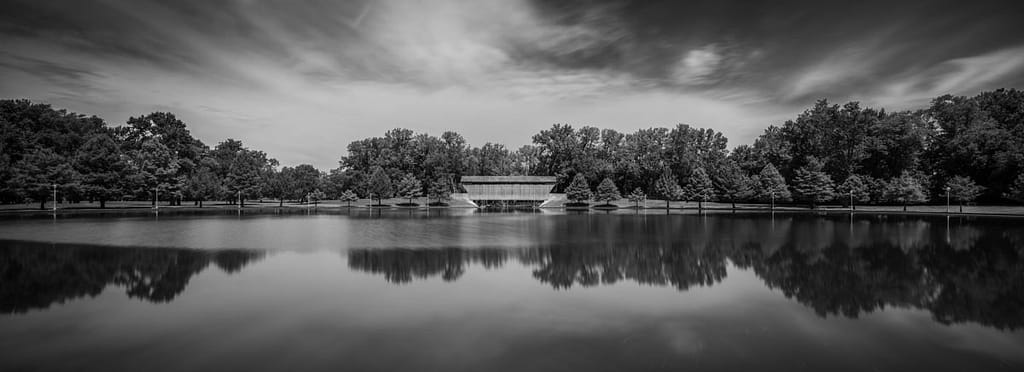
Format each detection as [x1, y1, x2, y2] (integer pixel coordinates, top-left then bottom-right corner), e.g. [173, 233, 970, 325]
[1, 210, 1022, 371]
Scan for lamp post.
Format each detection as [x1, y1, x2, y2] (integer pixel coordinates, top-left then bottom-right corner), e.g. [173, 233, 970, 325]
[945, 186, 951, 214]
[154, 186, 159, 210]
[52, 184, 57, 213]
[849, 190, 854, 212]
[770, 190, 775, 211]
[237, 191, 241, 209]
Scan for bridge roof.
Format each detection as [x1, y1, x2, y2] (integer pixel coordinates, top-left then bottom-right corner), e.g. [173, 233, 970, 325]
[460, 176, 557, 184]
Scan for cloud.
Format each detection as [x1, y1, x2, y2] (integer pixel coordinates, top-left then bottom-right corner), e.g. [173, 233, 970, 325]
[2, 0, 1024, 169]
[671, 46, 724, 86]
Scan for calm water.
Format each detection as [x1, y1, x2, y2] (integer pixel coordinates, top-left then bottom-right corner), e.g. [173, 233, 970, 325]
[1, 210, 1023, 371]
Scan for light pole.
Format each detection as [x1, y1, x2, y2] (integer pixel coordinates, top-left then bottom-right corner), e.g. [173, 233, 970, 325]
[52, 184, 57, 213]
[849, 190, 854, 212]
[237, 191, 241, 209]
[770, 190, 775, 211]
[155, 186, 159, 210]
[945, 186, 951, 214]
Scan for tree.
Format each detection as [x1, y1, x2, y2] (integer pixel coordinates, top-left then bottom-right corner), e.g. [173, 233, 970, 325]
[755, 163, 791, 208]
[74, 133, 124, 208]
[792, 159, 835, 209]
[593, 177, 621, 206]
[427, 177, 452, 205]
[290, 164, 321, 203]
[837, 174, 871, 209]
[714, 161, 752, 210]
[367, 166, 393, 206]
[340, 189, 359, 208]
[396, 174, 422, 205]
[885, 172, 928, 211]
[564, 173, 592, 205]
[308, 189, 326, 207]
[11, 149, 78, 209]
[1007, 174, 1024, 203]
[682, 167, 715, 211]
[653, 170, 680, 209]
[946, 176, 984, 213]
[266, 167, 297, 207]
[627, 188, 646, 209]
[184, 164, 221, 208]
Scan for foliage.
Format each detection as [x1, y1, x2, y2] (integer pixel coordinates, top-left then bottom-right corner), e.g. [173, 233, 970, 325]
[74, 133, 124, 208]
[564, 173, 592, 203]
[836, 174, 871, 204]
[792, 159, 835, 208]
[1007, 174, 1024, 202]
[653, 170, 681, 208]
[340, 189, 359, 207]
[682, 167, 715, 208]
[884, 172, 929, 210]
[593, 177, 621, 205]
[627, 187, 646, 208]
[396, 173, 423, 205]
[308, 189, 326, 206]
[427, 177, 452, 204]
[946, 176, 984, 209]
[755, 163, 791, 202]
[714, 161, 752, 208]
[366, 166, 393, 205]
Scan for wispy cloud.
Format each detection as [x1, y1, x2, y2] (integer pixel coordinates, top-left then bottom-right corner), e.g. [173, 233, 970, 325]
[1, 0, 1023, 168]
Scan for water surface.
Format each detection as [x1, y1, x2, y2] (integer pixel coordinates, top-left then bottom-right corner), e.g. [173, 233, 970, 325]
[2, 210, 1022, 371]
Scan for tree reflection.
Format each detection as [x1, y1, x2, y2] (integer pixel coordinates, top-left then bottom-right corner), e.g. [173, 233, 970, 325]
[348, 214, 1024, 330]
[0, 240, 264, 313]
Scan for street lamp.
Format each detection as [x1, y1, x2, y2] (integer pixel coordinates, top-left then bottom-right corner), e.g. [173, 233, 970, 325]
[945, 186, 951, 214]
[849, 190, 854, 212]
[52, 184, 57, 213]
[154, 186, 159, 210]
[770, 190, 775, 211]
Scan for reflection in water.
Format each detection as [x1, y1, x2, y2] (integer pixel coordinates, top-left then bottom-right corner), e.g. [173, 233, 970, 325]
[0, 240, 264, 314]
[348, 215, 1024, 330]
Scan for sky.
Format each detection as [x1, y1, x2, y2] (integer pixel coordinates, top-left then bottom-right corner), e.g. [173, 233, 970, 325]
[2, 0, 1024, 169]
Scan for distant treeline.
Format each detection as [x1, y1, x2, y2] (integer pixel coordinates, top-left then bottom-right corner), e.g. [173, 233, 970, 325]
[2, 89, 1023, 208]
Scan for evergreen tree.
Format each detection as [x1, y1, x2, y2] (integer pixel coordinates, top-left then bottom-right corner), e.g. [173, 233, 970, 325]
[946, 176, 984, 212]
[74, 133, 124, 208]
[837, 174, 871, 209]
[627, 188, 646, 209]
[1007, 174, 1024, 203]
[308, 189, 326, 207]
[11, 149, 78, 210]
[593, 177, 621, 206]
[884, 172, 928, 211]
[756, 163, 791, 207]
[396, 173, 422, 205]
[653, 170, 680, 209]
[682, 167, 715, 210]
[792, 159, 835, 209]
[714, 162, 752, 210]
[340, 189, 359, 207]
[427, 177, 453, 205]
[367, 166, 393, 206]
[565, 173, 592, 204]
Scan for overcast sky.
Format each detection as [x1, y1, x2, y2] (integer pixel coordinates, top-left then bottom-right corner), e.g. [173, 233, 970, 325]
[2, 0, 1024, 169]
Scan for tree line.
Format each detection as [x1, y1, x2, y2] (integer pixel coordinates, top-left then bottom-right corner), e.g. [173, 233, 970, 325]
[2, 88, 1023, 208]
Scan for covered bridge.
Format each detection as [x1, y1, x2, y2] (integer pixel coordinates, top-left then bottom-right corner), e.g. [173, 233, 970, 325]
[460, 176, 557, 207]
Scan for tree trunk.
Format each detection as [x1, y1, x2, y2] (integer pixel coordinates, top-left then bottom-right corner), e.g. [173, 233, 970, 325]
[279, 198, 283, 207]
[100, 200, 106, 209]
[959, 203, 963, 213]
[241, 198, 245, 208]
[903, 204, 907, 212]
[665, 200, 669, 209]
[40, 200, 46, 210]
[732, 201, 736, 210]
[199, 200, 204, 208]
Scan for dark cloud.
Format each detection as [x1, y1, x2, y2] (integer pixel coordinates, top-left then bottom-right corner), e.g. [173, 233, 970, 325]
[1, 0, 1023, 167]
